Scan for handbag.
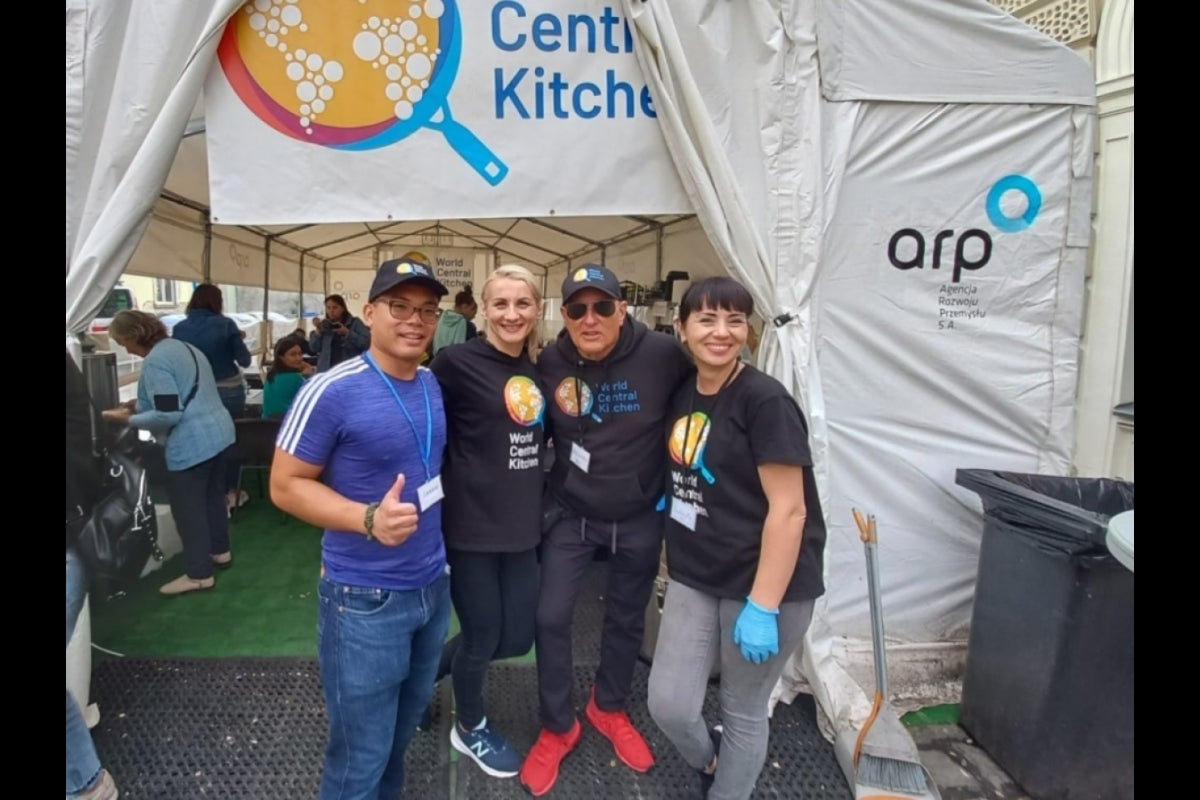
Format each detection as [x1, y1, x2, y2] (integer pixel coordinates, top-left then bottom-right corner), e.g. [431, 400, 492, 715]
[69, 441, 163, 598]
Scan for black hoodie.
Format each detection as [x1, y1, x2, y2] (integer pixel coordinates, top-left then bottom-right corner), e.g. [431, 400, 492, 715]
[430, 337, 548, 552]
[538, 317, 693, 522]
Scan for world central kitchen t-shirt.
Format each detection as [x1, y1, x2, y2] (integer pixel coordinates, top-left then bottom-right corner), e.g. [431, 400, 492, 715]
[664, 365, 826, 603]
[430, 337, 548, 552]
[275, 356, 448, 590]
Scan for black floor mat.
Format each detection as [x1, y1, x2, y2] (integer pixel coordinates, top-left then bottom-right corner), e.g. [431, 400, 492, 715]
[90, 561, 851, 799]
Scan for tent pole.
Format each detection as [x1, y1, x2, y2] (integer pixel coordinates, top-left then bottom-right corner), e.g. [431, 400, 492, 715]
[262, 237, 272, 359]
[299, 251, 305, 319]
[203, 221, 212, 282]
[656, 225, 664, 283]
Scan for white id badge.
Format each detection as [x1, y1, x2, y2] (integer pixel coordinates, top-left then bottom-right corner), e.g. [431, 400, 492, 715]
[569, 442, 591, 473]
[418, 475, 444, 511]
[670, 498, 698, 531]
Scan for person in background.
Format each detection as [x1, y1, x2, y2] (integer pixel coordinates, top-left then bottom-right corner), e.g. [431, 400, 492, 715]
[270, 254, 452, 800]
[310, 294, 369, 373]
[291, 328, 316, 359]
[66, 350, 119, 800]
[103, 310, 236, 596]
[171, 283, 252, 512]
[431, 285, 479, 356]
[520, 264, 693, 797]
[647, 277, 826, 800]
[427, 265, 547, 779]
[262, 335, 315, 419]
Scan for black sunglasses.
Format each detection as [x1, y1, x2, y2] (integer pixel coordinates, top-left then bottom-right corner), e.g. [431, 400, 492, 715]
[563, 300, 618, 321]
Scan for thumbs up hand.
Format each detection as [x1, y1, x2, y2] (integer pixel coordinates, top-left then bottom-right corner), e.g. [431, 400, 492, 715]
[373, 473, 420, 546]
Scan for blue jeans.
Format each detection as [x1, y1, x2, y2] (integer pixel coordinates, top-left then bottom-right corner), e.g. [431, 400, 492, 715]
[218, 383, 246, 492]
[66, 547, 103, 796]
[316, 569, 451, 800]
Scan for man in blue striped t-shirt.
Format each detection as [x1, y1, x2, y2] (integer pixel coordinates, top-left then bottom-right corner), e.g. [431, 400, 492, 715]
[270, 254, 451, 800]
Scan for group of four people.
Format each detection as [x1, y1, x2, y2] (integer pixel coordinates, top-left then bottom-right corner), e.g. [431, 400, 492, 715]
[266, 253, 826, 800]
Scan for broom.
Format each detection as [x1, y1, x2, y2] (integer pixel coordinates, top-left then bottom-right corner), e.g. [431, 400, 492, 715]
[846, 509, 933, 796]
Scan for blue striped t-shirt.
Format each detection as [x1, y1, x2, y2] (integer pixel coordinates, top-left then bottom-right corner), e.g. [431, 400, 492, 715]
[276, 356, 447, 590]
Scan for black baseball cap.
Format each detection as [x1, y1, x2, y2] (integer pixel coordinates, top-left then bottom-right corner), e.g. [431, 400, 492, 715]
[561, 263, 622, 302]
[369, 252, 449, 301]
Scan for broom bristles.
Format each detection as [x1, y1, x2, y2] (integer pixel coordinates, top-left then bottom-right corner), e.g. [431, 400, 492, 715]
[857, 751, 929, 795]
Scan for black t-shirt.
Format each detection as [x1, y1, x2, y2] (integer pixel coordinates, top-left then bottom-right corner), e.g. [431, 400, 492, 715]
[664, 365, 826, 602]
[538, 319, 694, 522]
[430, 337, 547, 552]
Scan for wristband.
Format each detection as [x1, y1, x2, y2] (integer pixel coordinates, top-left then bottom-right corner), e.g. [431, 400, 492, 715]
[364, 502, 380, 540]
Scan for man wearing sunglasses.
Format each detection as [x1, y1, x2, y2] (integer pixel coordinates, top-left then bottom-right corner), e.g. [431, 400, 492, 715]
[270, 255, 454, 800]
[520, 264, 693, 796]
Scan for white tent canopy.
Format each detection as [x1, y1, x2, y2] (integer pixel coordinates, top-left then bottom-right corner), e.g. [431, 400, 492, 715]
[66, 0, 1096, 743]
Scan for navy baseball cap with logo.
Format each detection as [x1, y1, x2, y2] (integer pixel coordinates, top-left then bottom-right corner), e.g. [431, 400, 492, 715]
[561, 263, 622, 302]
[369, 252, 449, 301]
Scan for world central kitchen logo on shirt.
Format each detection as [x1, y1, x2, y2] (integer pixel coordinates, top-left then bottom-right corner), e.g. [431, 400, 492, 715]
[505, 376, 543, 470]
[218, 0, 509, 185]
[669, 412, 715, 516]
[554, 376, 642, 422]
[886, 174, 1043, 283]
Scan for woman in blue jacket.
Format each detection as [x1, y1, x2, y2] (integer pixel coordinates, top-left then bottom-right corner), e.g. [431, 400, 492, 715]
[172, 284, 252, 511]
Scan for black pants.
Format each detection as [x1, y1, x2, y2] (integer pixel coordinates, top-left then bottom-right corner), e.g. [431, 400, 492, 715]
[163, 449, 230, 580]
[437, 548, 539, 729]
[535, 507, 664, 732]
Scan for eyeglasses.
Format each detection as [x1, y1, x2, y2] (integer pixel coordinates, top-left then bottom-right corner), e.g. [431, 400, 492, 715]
[563, 300, 618, 321]
[381, 299, 443, 324]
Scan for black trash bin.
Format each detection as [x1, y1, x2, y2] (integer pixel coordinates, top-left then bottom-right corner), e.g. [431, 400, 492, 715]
[955, 469, 1134, 800]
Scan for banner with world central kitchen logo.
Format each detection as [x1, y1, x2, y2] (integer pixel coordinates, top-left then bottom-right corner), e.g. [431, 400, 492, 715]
[205, 0, 691, 224]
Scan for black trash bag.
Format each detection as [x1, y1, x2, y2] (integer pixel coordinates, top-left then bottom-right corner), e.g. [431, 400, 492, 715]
[955, 469, 1134, 556]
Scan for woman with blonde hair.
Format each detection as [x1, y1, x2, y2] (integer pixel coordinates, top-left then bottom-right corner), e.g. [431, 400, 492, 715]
[425, 264, 548, 778]
[102, 310, 236, 595]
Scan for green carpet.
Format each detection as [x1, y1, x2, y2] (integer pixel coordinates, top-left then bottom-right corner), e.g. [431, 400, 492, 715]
[91, 501, 325, 658]
[902, 703, 960, 726]
[89, 499, 493, 661]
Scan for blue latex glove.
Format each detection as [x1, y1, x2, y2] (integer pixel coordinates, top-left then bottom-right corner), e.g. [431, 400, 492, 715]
[733, 597, 780, 664]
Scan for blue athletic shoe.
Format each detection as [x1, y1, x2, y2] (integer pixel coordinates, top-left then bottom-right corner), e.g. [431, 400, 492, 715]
[450, 717, 523, 778]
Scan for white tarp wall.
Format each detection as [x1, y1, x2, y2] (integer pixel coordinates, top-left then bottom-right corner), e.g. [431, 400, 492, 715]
[622, 0, 1095, 736]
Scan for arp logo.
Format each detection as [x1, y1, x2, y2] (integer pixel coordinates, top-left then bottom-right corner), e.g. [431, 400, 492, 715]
[888, 175, 1042, 283]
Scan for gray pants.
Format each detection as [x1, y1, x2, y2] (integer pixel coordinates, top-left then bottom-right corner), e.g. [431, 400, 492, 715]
[647, 580, 814, 800]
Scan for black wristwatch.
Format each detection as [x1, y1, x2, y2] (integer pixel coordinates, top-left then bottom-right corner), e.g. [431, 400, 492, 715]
[364, 502, 380, 541]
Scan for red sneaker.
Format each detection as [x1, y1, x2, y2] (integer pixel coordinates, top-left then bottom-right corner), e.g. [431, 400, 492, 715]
[518, 720, 583, 797]
[585, 689, 655, 772]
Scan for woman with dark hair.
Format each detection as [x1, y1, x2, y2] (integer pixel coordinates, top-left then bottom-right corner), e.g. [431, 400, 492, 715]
[646, 276, 826, 800]
[262, 335, 315, 419]
[102, 311, 236, 596]
[310, 294, 369, 372]
[172, 283, 252, 510]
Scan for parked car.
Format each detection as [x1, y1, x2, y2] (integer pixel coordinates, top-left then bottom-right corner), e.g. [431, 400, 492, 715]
[244, 310, 298, 346]
[89, 285, 138, 333]
[157, 313, 186, 334]
[227, 313, 263, 354]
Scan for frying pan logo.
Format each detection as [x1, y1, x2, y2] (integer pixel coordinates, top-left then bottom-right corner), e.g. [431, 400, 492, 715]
[554, 377, 602, 423]
[669, 412, 715, 485]
[218, 0, 509, 185]
[505, 376, 545, 427]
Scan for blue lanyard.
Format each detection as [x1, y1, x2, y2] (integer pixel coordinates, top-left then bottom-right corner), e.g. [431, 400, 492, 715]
[363, 353, 433, 481]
